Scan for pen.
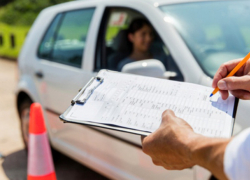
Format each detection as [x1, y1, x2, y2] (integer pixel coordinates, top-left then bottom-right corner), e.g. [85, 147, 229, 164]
[210, 52, 250, 97]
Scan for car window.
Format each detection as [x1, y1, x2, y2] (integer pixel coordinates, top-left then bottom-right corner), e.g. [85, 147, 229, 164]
[160, 1, 250, 77]
[96, 7, 183, 81]
[38, 8, 95, 68]
[38, 14, 62, 60]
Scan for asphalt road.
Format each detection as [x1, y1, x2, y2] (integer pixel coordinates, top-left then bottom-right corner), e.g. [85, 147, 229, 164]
[0, 58, 108, 180]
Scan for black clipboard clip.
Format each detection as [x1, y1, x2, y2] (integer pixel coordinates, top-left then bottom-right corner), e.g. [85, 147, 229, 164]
[71, 76, 104, 105]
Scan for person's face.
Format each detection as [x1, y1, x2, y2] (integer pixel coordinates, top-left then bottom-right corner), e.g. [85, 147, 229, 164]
[128, 25, 154, 52]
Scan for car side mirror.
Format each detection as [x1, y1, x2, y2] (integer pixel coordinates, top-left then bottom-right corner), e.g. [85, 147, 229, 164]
[121, 59, 177, 79]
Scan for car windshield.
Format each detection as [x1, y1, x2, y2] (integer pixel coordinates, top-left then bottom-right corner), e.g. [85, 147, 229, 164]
[160, 1, 250, 77]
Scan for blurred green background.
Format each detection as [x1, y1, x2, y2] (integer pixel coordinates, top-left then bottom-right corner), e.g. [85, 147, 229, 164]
[0, 0, 71, 59]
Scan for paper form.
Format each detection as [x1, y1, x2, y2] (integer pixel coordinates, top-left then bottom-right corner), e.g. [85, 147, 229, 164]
[66, 70, 236, 138]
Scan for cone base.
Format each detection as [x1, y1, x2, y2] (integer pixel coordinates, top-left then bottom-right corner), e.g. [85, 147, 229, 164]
[28, 172, 56, 180]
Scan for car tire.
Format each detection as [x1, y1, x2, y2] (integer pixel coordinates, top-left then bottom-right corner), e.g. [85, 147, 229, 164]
[18, 99, 61, 160]
[18, 98, 32, 150]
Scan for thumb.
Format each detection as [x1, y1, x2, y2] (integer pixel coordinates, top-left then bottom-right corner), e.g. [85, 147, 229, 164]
[161, 110, 175, 125]
[218, 75, 250, 91]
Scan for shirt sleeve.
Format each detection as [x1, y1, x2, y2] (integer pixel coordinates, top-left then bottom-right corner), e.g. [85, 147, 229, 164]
[224, 128, 250, 180]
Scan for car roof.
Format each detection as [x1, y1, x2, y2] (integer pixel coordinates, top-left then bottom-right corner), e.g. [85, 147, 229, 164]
[76, 0, 218, 6]
[45, 0, 220, 14]
[143, 0, 217, 6]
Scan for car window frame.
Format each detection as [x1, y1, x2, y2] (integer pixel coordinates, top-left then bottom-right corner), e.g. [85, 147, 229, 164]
[37, 7, 96, 69]
[94, 6, 184, 81]
[94, 8, 110, 71]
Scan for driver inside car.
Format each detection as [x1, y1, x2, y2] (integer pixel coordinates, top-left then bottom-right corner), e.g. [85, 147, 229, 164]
[117, 18, 156, 71]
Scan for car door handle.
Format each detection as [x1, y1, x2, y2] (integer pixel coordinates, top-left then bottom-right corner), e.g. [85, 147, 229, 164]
[35, 71, 44, 79]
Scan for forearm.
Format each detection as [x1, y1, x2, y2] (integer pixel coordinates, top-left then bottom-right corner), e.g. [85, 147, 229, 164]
[189, 135, 231, 180]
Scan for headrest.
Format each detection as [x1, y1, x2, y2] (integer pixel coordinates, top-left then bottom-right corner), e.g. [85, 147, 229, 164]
[111, 29, 131, 52]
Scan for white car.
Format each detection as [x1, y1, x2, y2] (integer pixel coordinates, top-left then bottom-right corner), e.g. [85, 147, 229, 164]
[16, 0, 250, 179]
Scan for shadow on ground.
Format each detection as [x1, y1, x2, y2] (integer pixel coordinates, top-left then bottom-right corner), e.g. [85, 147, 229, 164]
[2, 149, 108, 180]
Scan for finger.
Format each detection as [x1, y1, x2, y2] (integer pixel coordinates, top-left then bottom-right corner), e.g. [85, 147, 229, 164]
[230, 90, 250, 100]
[212, 59, 243, 88]
[141, 135, 146, 143]
[218, 75, 250, 91]
[172, 164, 195, 170]
[162, 109, 175, 118]
[243, 59, 250, 75]
[160, 109, 175, 126]
[163, 165, 175, 170]
[219, 90, 229, 100]
[141, 139, 150, 154]
[141, 134, 154, 155]
[152, 159, 161, 166]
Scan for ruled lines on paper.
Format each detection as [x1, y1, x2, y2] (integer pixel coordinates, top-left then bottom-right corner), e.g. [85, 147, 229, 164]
[66, 70, 235, 138]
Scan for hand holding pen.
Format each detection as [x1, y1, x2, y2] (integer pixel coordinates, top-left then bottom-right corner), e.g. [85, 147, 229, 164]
[211, 53, 250, 100]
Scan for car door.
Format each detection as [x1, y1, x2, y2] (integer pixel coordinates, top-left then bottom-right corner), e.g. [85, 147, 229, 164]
[34, 8, 96, 151]
[95, 6, 185, 148]
[91, 6, 194, 180]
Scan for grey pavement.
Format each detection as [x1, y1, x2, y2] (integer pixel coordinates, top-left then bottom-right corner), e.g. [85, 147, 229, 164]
[0, 58, 108, 180]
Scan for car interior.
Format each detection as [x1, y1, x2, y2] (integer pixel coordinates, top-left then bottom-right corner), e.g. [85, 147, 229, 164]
[95, 7, 184, 81]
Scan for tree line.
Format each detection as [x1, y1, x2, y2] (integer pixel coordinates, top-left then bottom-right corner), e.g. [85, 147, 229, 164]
[0, 0, 71, 26]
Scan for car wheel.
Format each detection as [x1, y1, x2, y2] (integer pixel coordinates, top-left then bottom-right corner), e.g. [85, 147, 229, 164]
[18, 98, 32, 149]
[18, 98, 61, 160]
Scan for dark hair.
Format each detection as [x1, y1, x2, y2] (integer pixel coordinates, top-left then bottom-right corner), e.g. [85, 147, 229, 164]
[125, 18, 153, 53]
[128, 18, 152, 34]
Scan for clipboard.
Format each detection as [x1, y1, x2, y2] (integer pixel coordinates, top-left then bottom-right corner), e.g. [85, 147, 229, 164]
[60, 70, 151, 136]
[59, 70, 239, 137]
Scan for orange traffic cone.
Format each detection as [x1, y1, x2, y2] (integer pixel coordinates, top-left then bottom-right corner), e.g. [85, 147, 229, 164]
[27, 103, 56, 180]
